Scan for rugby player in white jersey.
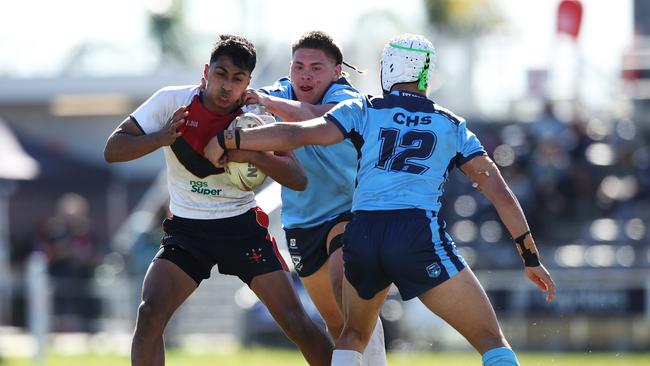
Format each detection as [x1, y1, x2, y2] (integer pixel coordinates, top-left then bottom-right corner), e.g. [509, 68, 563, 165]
[104, 34, 333, 366]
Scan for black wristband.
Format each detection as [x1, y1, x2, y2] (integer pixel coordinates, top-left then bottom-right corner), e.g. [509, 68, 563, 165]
[514, 231, 540, 267]
[234, 129, 241, 150]
[216, 131, 226, 150]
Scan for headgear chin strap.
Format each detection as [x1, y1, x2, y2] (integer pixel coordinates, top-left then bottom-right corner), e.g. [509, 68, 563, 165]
[417, 53, 431, 91]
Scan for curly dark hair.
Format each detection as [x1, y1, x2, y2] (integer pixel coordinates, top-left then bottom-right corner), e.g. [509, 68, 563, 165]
[209, 34, 256, 74]
[291, 31, 364, 74]
[291, 31, 343, 65]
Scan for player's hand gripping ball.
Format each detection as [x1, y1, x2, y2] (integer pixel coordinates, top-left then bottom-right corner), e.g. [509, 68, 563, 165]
[224, 113, 268, 191]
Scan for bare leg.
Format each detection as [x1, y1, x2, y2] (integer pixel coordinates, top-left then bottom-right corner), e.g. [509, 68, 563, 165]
[328, 223, 387, 365]
[325, 222, 347, 312]
[418, 267, 509, 354]
[299, 221, 348, 339]
[301, 261, 344, 338]
[132, 259, 197, 366]
[251, 270, 334, 366]
[335, 277, 390, 353]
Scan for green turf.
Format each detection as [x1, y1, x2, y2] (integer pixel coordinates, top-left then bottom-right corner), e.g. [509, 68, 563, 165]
[1, 349, 648, 365]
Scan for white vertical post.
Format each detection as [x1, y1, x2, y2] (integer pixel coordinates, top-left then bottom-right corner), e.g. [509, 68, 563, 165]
[27, 251, 49, 366]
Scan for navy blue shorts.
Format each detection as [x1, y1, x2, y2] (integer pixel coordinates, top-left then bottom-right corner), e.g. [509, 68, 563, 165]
[284, 211, 352, 277]
[156, 207, 288, 286]
[343, 209, 467, 300]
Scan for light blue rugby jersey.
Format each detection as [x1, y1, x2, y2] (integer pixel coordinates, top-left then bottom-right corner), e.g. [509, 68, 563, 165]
[324, 90, 486, 213]
[260, 77, 361, 229]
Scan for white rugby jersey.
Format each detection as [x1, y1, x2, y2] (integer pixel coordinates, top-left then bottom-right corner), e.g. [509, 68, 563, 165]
[130, 85, 256, 219]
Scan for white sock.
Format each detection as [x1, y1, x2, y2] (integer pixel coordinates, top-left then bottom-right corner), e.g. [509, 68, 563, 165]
[331, 349, 363, 366]
[361, 318, 387, 366]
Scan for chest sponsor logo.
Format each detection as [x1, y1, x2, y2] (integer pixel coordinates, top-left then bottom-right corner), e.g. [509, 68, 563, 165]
[190, 180, 222, 196]
[185, 119, 199, 127]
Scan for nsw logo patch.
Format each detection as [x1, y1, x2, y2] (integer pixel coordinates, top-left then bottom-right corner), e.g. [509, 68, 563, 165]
[291, 255, 303, 271]
[426, 263, 441, 278]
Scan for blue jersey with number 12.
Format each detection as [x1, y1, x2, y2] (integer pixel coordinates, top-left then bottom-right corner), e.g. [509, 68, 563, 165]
[324, 90, 486, 213]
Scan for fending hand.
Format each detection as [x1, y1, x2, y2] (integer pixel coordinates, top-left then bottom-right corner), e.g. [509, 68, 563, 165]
[157, 106, 187, 146]
[242, 89, 268, 107]
[524, 264, 557, 303]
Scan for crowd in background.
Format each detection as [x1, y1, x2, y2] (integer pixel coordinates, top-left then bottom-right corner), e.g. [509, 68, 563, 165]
[441, 102, 649, 269]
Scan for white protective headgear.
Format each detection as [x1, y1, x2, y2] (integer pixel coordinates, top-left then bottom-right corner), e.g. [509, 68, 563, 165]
[381, 34, 435, 93]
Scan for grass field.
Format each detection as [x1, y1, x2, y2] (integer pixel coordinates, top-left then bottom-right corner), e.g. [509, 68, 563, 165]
[1, 349, 648, 366]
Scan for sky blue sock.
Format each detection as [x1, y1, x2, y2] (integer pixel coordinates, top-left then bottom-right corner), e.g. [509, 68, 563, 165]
[482, 347, 520, 366]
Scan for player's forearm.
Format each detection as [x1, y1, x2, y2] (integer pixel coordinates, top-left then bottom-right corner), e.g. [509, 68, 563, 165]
[231, 122, 303, 152]
[480, 175, 531, 238]
[265, 96, 332, 122]
[204, 118, 338, 167]
[104, 133, 163, 163]
[249, 152, 307, 191]
[480, 174, 544, 267]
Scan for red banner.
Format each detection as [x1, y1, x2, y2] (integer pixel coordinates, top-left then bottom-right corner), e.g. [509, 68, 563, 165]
[557, 0, 583, 39]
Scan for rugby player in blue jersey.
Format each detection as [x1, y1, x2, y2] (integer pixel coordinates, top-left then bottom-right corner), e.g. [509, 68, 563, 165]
[104, 35, 333, 366]
[206, 33, 557, 366]
[240, 31, 386, 365]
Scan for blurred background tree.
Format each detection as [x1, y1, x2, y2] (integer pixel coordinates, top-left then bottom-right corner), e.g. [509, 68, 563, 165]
[423, 0, 502, 35]
[147, 0, 188, 67]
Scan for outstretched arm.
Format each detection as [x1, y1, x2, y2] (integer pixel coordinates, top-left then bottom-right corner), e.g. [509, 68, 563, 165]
[243, 90, 335, 121]
[460, 155, 557, 302]
[104, 106, 187, 163]
[227, 150, 307, 191]
[204, 117, 345, 167]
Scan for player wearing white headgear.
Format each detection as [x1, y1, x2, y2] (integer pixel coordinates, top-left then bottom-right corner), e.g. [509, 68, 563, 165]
[380, 33, 435, 93]
[205, 33, 556, 366]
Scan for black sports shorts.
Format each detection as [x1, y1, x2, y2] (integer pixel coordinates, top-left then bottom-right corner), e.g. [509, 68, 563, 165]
[284, 211, 352, 277]
[155, 207, 288, 286]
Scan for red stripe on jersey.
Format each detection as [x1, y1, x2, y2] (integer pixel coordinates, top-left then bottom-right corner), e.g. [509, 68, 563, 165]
[177, 94, 242, 155]
[252, 206, 288, 271]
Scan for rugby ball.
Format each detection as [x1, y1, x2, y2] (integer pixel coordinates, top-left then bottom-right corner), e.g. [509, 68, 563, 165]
[224, 113, 268, 191]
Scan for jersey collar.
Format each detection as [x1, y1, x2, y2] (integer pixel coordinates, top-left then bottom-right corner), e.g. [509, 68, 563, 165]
[394, 90, 428, 99]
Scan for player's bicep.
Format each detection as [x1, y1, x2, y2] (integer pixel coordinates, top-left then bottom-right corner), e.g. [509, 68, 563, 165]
[460, 155, 501, 185]
[459, 155, 510, 200]
[111, 117, 144, 137]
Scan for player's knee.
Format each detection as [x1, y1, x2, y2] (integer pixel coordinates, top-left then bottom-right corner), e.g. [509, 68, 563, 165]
[136, 300, 168, 329]
[322, 315, 343, 339]
[340, 325, 371, 347]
